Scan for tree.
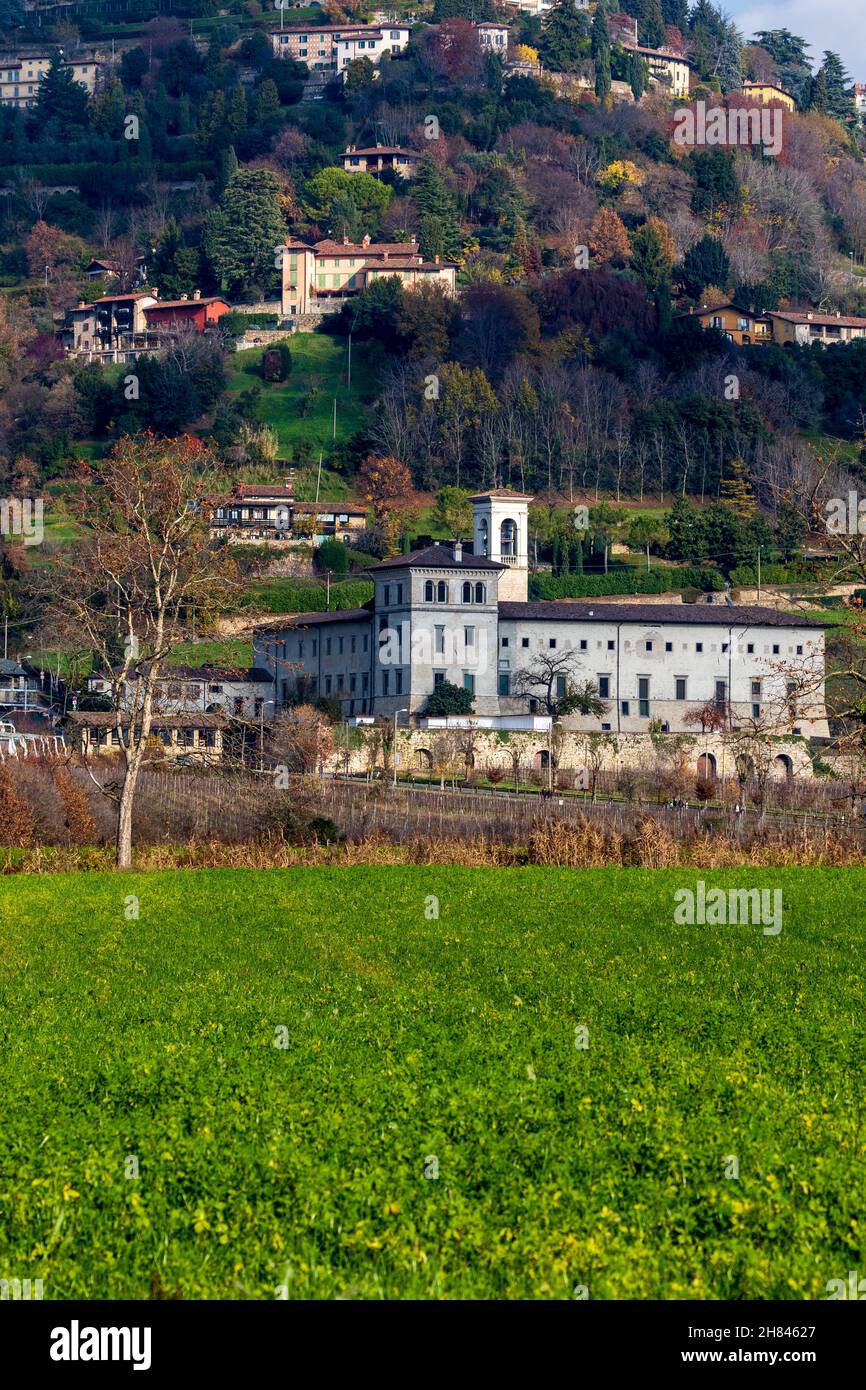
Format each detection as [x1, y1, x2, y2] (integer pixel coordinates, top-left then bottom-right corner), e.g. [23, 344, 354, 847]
[589, 207, 631, 266]
[314, 536, 349, 577]
[641, 0, 666, 49]
[512, 650, 606, 719]
[626, 513, 667, 570]
[304, 166, 391, 233]
[539, 0, 591, 74]
[718, 457, 758, 520]
[814, 52, 851, 122]
[357, 454, 414, 554]
[591, 6, 611, 100]
[431, 486, 473, 539]
[34, 52, 88, 127]
[629, 217, 674, 295]
[40, 436, 237, 868]
[684, 701, 728, 735]
[344, 56, 376, 91]
[680, 235, 731, 299]
[203, 168, 286, 297]
[150, 218, 199, 299]
[413, 155, 462, 261]
[425, 680, 475, 716]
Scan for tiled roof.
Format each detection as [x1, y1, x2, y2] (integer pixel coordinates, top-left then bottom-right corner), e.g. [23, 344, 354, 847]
[254, 607, 373, 633]
[768, 310, 866, 329]
[370, 543, 505, 572]
[498, 601, 825, 628]
[67, 712, 228, 728]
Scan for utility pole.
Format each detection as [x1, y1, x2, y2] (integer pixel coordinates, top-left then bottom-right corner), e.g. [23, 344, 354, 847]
[757, 546, 761, 601]
[3, 614, 7, 660]
[347, 331, 352, 390]
[332, 398, 337, 440]
[315, 451, 322, 503]
[392, 708, 408, 786]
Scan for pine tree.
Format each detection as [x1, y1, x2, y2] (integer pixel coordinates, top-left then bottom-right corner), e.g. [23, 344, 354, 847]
[592, 6, 611, 100]
[414, 155, 462, 260]
[719, 458, 758, 520]
[641, 0, 666, 49]
[809, 67, 829, 114]
[34, 52, 88, 127]
[202, 167, 287, 296]
[151, 218, 200, 299]
[539, 0, 591, 74]
[817, 51, 852, 121]
[589, 206, 631, 265]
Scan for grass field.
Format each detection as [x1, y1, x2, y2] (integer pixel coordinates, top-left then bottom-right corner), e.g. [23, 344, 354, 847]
[225, 335, 376, 457]
[1, 866, 863, 1300]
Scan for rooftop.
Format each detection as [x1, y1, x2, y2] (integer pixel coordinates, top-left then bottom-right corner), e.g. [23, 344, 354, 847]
[370, 542, 506, 572]
[498, 601, 825, 628]
[255, 607, 373, 634]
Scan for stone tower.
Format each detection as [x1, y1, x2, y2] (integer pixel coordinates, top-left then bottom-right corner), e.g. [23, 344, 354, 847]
[471, 491, 532, 602]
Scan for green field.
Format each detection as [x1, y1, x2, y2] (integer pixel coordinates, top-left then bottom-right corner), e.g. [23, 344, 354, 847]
[1, 867, 863, 1300]
[225, 334, 376, 457]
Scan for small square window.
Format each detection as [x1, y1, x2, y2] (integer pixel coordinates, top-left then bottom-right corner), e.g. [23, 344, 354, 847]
[621, 700, 630, 715]
[501, 637, 509, 647]
[796, 644, 803, 655]
[549, 638, 557, 649]
[747, 643, 754, 654]
[580, 639, 587, 650]
[521, 637, 530, 648]
[646, 641, 653, 652]
[772, 644, 780, 654]
[607, 640, 615, 651]
[722, 642, 729, 653]
[665, 642, 672, 652]
[696, 643, 703, 653]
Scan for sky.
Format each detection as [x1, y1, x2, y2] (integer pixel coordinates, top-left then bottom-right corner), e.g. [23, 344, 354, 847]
[727, 1, 865, 78]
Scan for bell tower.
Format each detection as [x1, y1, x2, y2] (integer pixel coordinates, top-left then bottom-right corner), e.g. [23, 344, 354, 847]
[471, 491, 532, 602]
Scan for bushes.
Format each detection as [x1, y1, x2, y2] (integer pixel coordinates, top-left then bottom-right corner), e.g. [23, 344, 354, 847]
[529, 567, 724, 600]
[246, 579, 373, 614]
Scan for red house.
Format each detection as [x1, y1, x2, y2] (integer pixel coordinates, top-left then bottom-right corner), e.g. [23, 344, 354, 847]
[142, 293, 230, 334]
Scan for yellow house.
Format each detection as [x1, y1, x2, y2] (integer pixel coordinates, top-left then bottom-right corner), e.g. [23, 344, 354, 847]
[281, 235, 457, 316]
[677, 302, 773, 345]
[741, 81, 795, 112]
[0, 54, 102, 108]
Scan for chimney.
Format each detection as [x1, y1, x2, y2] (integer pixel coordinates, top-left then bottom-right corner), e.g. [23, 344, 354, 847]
[453, 540, 462, 562]
[362, 233, 371, 247]
[180, 293, 188, 300]
[151, 287, 158, 298]
[343, 235, 349, 245]
[434, 254, 440, 264]
[193, 290, 201, 300]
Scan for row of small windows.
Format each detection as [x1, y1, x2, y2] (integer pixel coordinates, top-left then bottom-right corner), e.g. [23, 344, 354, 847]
[501, 636, 804, 656]
[422, 580, 487, 604]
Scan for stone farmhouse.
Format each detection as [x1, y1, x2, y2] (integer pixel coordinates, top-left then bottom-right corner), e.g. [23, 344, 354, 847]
[253, 492, 828, 737]
[681, 302, 866, 347]
[342, 144, 422, 178]
[208, 483, 367, 545]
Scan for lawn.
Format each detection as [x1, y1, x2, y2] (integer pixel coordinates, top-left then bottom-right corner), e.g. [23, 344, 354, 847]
[1, 866, 863, 1300]
[225, 334, 376, 458]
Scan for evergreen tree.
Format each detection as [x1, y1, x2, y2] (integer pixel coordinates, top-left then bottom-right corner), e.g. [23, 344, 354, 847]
[216, 145, 239, 196]
[715, 29, 743, 94]
[202, 167, 286, 296]
[151, 219, 200, 299]
[817, 51, 852, 121]
[809, 67, 829, 114]
[413, 155, 462, 260]
[680, 235, 731, 299]
[661, 0, 687, 32]
[641, 0, 665, 49]
[34, 52, 88, 127]
[719, 458, 757, 520]
[538, 0, 591, 74]
[592, 6, 611, 100]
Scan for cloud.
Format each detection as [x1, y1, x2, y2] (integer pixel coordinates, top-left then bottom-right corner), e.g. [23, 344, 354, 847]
[729, 1, 864, 73]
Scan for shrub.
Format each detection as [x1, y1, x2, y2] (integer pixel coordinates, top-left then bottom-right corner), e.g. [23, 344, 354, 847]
[314, 537, 349, 577]
[425, 681, 475, 716]
[529, 567, 724, 600]
[0, 766, 35, 847]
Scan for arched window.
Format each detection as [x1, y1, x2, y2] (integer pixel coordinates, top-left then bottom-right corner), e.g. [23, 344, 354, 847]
[424, 580, 434, 602]
[462, 581, 472, 603]
[500, 517, 517, 559]
[478, 517, 489, 556]
[436, 580, 447, 603]
[475, 582, 485, 604]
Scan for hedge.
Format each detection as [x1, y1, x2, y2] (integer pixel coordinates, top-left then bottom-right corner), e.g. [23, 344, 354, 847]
[529, 567, 725, 600]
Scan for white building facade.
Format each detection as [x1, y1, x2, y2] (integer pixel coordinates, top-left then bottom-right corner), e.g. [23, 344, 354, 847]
[252, 493, 828, 736]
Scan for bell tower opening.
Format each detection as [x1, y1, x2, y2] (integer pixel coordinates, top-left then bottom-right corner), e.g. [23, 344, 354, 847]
[470, 491, 533, 602]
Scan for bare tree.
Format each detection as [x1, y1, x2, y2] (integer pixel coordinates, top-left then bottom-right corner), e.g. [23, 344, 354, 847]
[512, 649, 606, 719]
[36, 436, 238, 868]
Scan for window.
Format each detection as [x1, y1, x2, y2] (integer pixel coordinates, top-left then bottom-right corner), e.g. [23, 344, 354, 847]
[396, 670, 403, 695]
[384, 584, 391, 606]
[752, 703, 761, 719]
[580, 639, 587, 651]
[501, 637, 509, 648]
[433, 671, 445, 687]
[349, 675, 357, 693]
[722, 642, 729, 653]
[338, 637, 344, 655]
[772, 644, 780, 655]
[621, 701, 630, 716]
[381, 671, 389, 696]
[555, 675, 567, 698]
[747, 643, 754, 654]
[463, 672, 475, 694]
[607, 640, 615, 651]
[475, 582, 485, 603]
[325, 637, 332, 657]
[598, 675, 610, 699]
[363, 635, 368, 653]
[751, 679, 762, 701]
[437, 581, 447, 603]
[462, 581, 472, 603]
[396, 583, 403, 604]
[715, 680, 727, 709]
[435, 626, 445, 656]
[464, 626, 475, 648]
[638, 677, 650, 719]
[646, 641, 653, 652]
[521, 637, 530, 648]
[549, 638, 557, 649]
[665, 642, 673, 652]
[351, 637, 356, 655]
[362, 672, 369, 694]
[675, 677, 687, 701]
[696, 643, 703, 653]
[498, 672, 510, 696]
[796, 644, 803, 655]
[325, 677, 332, 696]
